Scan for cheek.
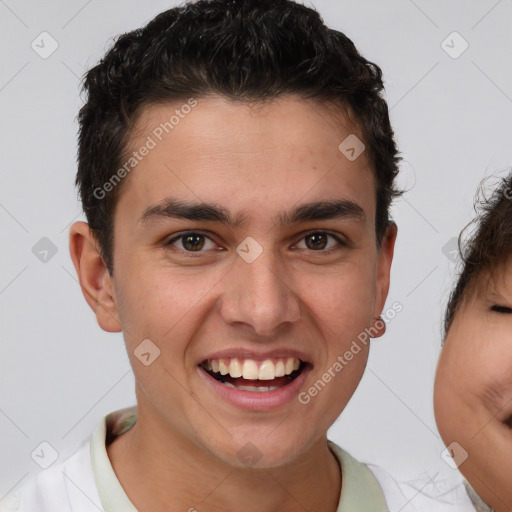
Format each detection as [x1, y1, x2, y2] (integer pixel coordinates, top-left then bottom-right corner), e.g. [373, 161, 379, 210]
[442, 334, 512, 405]
[115, 246, 377, 360]
[436, 325, 512, 441]
[310, 261, 377, 334]
[435, 335, 480, 426]
[478, 359, 512, 420]
[300, 264, 375, 379]
[115, 261, 223, 340]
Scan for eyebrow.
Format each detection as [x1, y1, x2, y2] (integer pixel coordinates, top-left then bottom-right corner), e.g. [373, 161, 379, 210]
[138, 198, 366, 227]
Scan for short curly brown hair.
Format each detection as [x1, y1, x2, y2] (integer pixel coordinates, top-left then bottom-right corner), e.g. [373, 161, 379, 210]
[444, 173, 512, 337]
[75, 0, 402, 274]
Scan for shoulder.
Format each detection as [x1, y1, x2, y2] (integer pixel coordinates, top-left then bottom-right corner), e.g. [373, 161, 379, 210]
[1, 407, 138, 512]
[367, 463, 477, 512]
[327, 440, 476, 512]
[1, 439, 103, 512]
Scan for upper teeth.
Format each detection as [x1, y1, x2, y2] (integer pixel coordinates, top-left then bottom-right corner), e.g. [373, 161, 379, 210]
[203, 357, 301, 380]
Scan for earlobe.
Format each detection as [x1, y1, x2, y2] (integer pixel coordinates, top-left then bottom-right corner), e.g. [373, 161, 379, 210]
[69, 221, 122, 333]
[369, 316, 386, 338]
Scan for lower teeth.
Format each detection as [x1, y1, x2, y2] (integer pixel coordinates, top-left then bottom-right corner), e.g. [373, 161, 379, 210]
[222, 381, 281, 392]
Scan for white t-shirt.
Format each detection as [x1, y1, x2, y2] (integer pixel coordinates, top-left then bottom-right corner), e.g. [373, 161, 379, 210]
[0, 406, 478, 512]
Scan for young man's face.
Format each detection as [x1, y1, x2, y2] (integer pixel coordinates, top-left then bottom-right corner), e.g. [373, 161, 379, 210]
[72, 95, 395, 468]
[434, 267, 512, 512]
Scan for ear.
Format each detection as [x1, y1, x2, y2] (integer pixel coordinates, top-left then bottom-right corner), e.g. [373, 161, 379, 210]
[373, 221, 398, 325]
[69, 221, 122, 333]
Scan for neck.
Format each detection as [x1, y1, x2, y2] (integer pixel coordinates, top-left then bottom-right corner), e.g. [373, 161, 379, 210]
[106, 410, 341, 512]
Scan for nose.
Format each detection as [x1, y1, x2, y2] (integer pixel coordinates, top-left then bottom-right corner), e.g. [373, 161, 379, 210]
[219, 249, 301, 338]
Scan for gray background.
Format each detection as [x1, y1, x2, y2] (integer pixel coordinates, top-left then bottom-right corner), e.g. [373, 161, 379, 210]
[1, 0, 511, 500]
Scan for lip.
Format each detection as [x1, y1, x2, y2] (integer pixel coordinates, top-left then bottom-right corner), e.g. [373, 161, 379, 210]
[197, 348, 312, 365]
[197, 362, 312, 412]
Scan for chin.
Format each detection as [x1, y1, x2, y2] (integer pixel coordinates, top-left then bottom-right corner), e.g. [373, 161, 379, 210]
[207, 433, 311, 470]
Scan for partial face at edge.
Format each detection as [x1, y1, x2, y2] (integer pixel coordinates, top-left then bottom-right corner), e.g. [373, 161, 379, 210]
[434, 267, 512, 512]
[104, 95, 396, 467]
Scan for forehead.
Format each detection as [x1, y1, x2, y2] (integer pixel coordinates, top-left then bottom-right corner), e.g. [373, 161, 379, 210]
[467, 262, 512, 303]
[116, 95, 376, 228]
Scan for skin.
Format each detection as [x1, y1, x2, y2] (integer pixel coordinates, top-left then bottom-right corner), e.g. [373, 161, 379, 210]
[434, 266, 512, 512]
[69, 95, 396, 512]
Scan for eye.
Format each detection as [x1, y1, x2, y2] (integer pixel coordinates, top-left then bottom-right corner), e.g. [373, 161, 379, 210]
[295, 231, 347, 252]
[165, 230, 347, 255]
[491, 304, 512, 314]
[166, 231, 218, 253]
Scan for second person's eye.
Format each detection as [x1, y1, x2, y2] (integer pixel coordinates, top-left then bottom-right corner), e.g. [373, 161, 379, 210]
[490, 304, 512, 314]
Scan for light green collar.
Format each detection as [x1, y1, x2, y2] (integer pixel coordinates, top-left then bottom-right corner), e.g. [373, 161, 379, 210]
[90, 407, 138, 511]
[328, 441, 389, 512]
[91, 407, 388, 512]
[463, 481, 495, 512]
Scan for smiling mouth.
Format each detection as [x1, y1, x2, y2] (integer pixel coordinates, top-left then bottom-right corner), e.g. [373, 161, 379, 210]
[199, 357, 307, 392]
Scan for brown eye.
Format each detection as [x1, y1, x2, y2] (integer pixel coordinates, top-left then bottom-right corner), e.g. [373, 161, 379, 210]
[165, 231, 217, 253]
[491, 304, 512, 314]
[296, 231, 346, 252]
